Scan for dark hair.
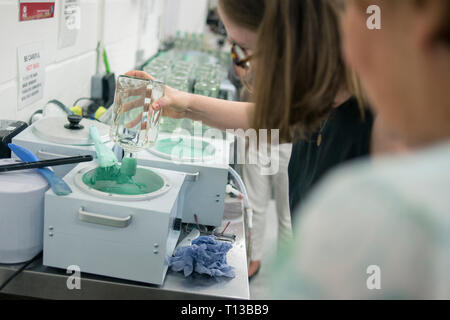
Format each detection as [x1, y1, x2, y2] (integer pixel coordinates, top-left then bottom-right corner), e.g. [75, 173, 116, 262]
[252, 0, 364, 142]
[219, 0, 266, 31]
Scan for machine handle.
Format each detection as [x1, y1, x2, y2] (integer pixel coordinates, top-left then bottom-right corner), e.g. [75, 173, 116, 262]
[185, 172, 200, 182]
[78, 207, 132, 228]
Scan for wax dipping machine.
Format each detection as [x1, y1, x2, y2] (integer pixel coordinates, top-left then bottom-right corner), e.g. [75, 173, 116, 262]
[137, 132, 234, 228]
[43, 76, 188, 285]
[12, 115, 112, 177]
[43, 162, 187, 285]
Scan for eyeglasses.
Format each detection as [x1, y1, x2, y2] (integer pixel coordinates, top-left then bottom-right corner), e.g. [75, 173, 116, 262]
[231, 43, 252, 70]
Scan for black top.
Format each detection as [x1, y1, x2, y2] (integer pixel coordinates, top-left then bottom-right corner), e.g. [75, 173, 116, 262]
[288, 98, 374, 217]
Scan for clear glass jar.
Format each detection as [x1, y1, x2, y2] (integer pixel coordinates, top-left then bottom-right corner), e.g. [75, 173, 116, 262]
[208, 79, 220, 99]
[143, 65, 166, 82]
[111, 75, 165, 156]
[194, 81, 211, 97]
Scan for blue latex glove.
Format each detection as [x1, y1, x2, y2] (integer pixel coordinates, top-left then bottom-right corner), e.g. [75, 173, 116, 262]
[168, 235, 235, 279]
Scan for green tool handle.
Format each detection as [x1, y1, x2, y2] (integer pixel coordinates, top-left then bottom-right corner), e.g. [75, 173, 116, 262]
[103, 48, 111, 74]
[90, 126, 102, 146]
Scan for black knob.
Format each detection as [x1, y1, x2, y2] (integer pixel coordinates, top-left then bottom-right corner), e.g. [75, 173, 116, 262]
[64, 115, 84, 130]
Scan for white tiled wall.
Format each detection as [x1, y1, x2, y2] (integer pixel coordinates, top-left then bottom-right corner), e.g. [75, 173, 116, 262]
[163, 0, 209, 39]
[0, 0, 167, 122]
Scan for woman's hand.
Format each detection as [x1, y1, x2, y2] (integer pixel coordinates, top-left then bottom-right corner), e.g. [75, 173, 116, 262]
[125, 70, 190, 120]
[125, 70, 254, 131]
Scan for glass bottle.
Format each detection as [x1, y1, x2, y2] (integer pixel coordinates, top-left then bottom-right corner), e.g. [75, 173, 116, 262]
[111, 75, 165, 158]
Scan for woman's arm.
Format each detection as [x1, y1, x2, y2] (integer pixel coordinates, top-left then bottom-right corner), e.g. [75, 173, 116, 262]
[126, 70, 254, 131]
[178, 92, 254, 131]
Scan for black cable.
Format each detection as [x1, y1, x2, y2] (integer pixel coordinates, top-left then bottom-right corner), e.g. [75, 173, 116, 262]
[73, 97, 94, 107]
[28, 109, 43, 125]
[47, 99, 72, 115]
[0, 251, 43, 292]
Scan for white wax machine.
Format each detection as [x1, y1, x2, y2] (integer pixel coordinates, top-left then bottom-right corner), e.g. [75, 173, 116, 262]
[42, 76, 201, 285]
[12, 115, 113, 177]
[137, 132, 234, 228]
[43, 162, 188, 285]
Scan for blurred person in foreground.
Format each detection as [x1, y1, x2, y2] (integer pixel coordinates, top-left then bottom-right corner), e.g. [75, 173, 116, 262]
[269, 0, 450, 299]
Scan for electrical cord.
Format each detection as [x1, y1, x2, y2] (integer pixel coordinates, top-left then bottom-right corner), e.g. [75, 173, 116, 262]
[73, 97, 107, 121]
[47, 99, 73, 115]
[227, 166, 253, 263]
[73, 97, 95, 107]
[28, 109, 43, 125]
[227, 166, 251, 210]
[0, 251, 43, 292]
[29, 99, 71, 125]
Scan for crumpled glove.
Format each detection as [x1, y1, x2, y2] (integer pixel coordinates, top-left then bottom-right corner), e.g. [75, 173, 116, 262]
[168, 235, 235, 279]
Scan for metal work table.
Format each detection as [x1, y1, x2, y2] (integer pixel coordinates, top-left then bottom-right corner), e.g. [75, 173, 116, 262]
[0, 200, 249, 300]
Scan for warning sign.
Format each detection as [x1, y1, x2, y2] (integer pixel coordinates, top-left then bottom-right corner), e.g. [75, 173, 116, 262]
[17, 42, 45, 110]
[19, 1, 56, 22]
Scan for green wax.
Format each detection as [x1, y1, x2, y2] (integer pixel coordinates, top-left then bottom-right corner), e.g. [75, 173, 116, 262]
[90, 164, 121, 181]
[154, 138, 215, 160]
[120, 157, 137, 177]
[82, 161, 165, 196]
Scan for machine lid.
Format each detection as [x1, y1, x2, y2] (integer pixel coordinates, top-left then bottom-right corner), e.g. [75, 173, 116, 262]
[0, 159, 49, 194]
[148, 136, 216, 162]
[74, 164, 172, 202]
[33, 116, 110, 146]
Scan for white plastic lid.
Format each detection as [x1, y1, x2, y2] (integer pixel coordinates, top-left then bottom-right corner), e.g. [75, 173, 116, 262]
[33, 117, 110, 146]
[0, 159, 49, 194]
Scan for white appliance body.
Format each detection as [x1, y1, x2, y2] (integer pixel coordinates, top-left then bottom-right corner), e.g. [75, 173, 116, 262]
[43, 163, 186, 285]
[137, 133, 234, 227]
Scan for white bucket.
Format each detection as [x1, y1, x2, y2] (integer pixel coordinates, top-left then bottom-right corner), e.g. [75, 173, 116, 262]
[0, 159, 49, 264]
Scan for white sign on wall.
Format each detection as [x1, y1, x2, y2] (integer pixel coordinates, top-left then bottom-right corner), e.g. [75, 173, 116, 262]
[17, 42, 45, 110]
[58, 0, 81, 49]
